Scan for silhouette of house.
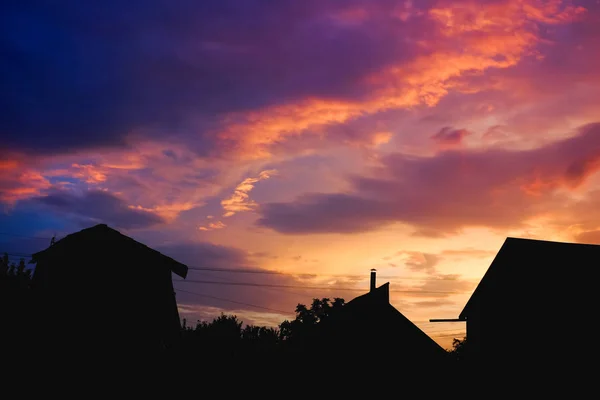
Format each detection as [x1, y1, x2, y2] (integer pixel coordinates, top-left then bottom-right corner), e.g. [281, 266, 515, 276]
[441, 237, 599, 365]
[315, 269, 448, 367]
[30, 224, 188, 356]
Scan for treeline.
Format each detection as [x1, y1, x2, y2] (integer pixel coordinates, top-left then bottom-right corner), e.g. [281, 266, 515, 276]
[177, 297, 346, 362]
[1, 254, 32, 282]
[178, 298, 467, 363]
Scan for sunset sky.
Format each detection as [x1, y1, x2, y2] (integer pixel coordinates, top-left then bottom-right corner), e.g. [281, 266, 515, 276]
[2, 0, 600, 349]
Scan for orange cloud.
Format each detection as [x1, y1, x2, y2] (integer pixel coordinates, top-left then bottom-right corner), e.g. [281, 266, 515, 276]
[0, 157, 51, 204]
[71, 163, 107, 184]
[198, 220, 227, 231]
[128, 202, 197, 222]
[257, 122, 600, 236]
[215, 0, 586, 159]
[221, 169, 277, 217]
[573, 230, 600, 244]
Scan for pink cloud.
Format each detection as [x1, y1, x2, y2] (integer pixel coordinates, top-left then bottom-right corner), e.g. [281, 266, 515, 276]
[431, 127, 471, 148]
[258, 122, 600, 235]
[0, 156, 51, 205]
[210, 0, 587, 160]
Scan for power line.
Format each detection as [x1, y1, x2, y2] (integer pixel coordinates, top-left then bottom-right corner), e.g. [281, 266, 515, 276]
[187, 265, 307, 298]
[0, 232, 52, 241]
[1, 252, 35, 260]
[1, 249, 471, 295]
[175, 278, 467, 294]
[175, 288, 290, 315]
[0, 252, 471, 283]
[0, 232, 480, 282]
[187, 266, 282, 275]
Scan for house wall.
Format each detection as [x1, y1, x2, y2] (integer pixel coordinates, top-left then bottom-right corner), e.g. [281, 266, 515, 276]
[31, 253, 182, 355]
[467, 310, 556, 365]
[466, 313, 507, 364]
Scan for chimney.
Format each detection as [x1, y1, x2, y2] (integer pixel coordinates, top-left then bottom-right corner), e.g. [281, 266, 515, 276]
[370, 269, 377, 292]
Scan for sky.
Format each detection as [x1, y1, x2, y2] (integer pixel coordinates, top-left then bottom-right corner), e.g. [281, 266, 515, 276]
[2, 0, 600, 350]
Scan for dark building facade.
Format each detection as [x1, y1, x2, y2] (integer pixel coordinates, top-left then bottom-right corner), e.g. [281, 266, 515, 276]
[315, 270, 448, 369]
[447, 237, 599, 365]
[30, 224, 188, 357]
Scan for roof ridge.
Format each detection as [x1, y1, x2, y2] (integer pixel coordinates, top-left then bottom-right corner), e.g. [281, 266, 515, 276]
[505, 236, 595, 245]
[32, 224, 189, 278]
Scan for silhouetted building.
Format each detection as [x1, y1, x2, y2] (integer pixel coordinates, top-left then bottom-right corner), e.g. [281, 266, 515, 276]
[30, 224, 188, 357]
[315, 269, 448, 368]
[446, 237, 599, 365]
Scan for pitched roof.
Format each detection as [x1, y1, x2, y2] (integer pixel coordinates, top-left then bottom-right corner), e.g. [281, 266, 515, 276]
[459, 237, 600, 319]
[31, 224, 188, 278]
[322, 282, 447, 358]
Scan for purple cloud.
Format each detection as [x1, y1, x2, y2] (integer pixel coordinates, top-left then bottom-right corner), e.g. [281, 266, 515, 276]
[30, 189, 165, 229]
[257, 122, 600, 235]
[1, 0, 433, 155]
[431, 127, 471, 146]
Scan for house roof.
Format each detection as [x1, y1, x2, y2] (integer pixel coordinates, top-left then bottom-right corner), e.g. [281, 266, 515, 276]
[459, 237, 600, 320]
[31, 224, 188, 278]
[322, 282, 447, 358]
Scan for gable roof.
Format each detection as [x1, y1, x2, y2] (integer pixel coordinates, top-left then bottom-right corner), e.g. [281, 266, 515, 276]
[459, 237, 600, 320]
[321, 282, 447, 358]
[31, 224, 188, 278]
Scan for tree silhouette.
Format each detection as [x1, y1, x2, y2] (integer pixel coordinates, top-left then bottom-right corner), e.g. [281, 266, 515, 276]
[449, 336, 468, 361]
[1, 253, 32, 289]
[1, 253, 34, 356]
[278, 297, 345, 345]
[241, 325, 279, 343]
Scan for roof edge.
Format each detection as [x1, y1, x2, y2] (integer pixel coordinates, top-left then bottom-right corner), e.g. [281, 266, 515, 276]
[30, 224, 189, 278]
[458, 237, 511, 319]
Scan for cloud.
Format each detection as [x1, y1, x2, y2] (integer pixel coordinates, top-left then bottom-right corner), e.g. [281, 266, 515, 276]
[221, 170, 277, 217]
[215, 0, 587, 158]
[431, 127, 471, 148]
[405, 253, 440, 274]
[0, 158, 51, 205]
[411, 299, 457, 308]
[0, 0, 420, 155]
[29, 189, 165, 229]
[257, 122, 600, 235]
[574, 230, 600, 244]
[1, 0, 586, 160]
[156, 241, 254, 270]
[395, 251, 440, 274]
[70, 164, 108, 184]
[3, 0, 596, 229]
[439, 248, 497, 259]
[198, 221, 226, 231]
[4, 141, 235, 223]
[391, 274, 477, 299]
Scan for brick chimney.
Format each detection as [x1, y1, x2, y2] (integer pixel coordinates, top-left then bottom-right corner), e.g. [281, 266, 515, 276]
[370, 268, 377, 292]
